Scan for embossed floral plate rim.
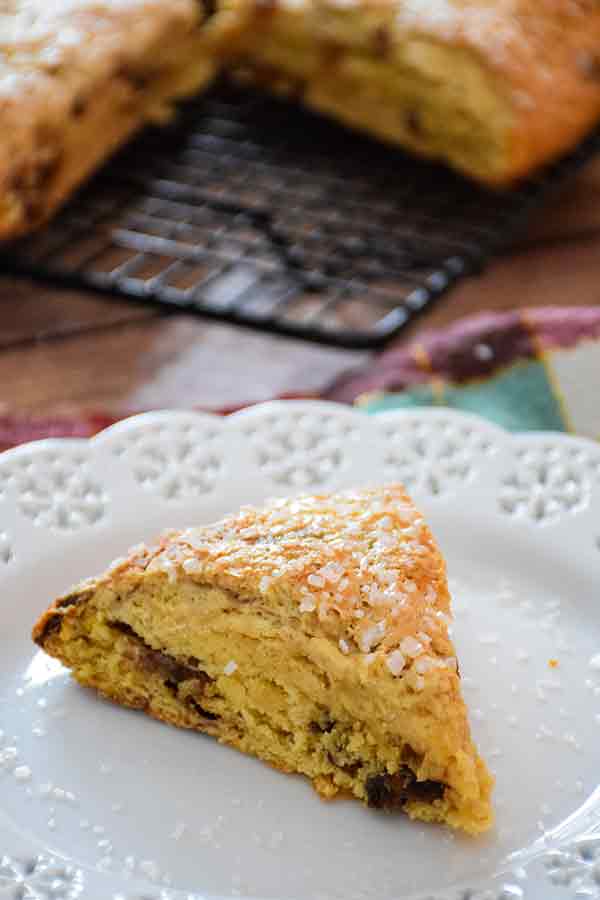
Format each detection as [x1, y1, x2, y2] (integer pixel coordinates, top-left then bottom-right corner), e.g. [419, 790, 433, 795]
[0, 400, 599, 900]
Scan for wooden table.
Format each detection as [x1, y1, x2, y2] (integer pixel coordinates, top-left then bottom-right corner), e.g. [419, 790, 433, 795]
[2, 159, 600, 418]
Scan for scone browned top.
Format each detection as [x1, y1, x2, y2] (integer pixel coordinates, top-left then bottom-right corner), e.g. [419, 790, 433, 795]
[395, 0, 600, 90]
[0, 0, 202, 67]
[100, 485, 456, 682]
[272, 0, 600, 75]
[0, 0, 205, 147]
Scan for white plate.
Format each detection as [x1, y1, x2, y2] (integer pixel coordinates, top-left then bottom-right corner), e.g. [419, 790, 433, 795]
[1, 401, 600, 900]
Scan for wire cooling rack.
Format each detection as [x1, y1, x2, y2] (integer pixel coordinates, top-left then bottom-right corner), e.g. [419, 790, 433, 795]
[3, 80, 600, 349]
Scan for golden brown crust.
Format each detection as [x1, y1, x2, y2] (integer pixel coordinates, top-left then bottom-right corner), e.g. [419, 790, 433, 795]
[35, 485, 455, 664]
[33, 485, 494, 834]
[32, 587, 93, 646]
[411, 0, 600, 183]
[217, 0, 600, 184]
[0, 0, 215, 238]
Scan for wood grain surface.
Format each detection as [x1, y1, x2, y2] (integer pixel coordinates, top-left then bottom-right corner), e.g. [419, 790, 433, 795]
[2, 158, 599, 416]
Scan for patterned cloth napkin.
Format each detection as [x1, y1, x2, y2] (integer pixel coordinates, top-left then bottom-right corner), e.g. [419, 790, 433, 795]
[326, 307, 600, 441]
[2, 307, 599, 451]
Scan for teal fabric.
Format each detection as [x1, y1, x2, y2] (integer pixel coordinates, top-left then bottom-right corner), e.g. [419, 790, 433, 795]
[362, 361, 567, 432]
[361, 385, 438, 414]
[441, 361, 566, 432]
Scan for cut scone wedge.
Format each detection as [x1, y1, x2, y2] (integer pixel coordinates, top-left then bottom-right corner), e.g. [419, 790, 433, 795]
[33, 484, 493, 834]
[217, 0, 600, 186]
[0, 0, 219, 239]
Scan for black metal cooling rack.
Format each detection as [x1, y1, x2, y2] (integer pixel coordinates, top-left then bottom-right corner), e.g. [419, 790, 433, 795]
[3, 80, 600, 349]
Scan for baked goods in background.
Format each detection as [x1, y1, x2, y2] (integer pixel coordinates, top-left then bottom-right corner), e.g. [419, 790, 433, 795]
[33, 484, 493, 834]
[2, 1, 600, 241]
[220, 0, 600, 186]
[0, 0, 216, 240]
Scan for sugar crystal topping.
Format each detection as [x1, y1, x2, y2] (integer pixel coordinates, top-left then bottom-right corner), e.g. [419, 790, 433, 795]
[120, 485, 455, 678]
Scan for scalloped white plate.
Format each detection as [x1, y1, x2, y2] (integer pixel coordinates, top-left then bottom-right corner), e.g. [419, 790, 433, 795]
[1, 402, 600, 900]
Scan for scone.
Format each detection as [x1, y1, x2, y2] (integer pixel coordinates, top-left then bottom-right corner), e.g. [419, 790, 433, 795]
[0, 0, 217, 240]
[218, 0, 600, 185]
[33, 484, 493, 834]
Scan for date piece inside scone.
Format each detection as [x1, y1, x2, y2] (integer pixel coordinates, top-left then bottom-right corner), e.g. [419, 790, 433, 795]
[33, 484, 493, 834]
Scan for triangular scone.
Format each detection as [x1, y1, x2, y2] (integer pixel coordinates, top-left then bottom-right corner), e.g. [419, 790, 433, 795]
[33, 484, 493, 833]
